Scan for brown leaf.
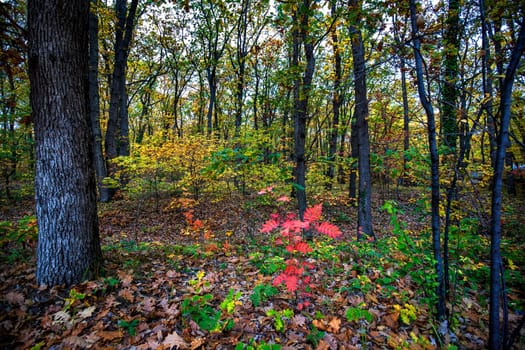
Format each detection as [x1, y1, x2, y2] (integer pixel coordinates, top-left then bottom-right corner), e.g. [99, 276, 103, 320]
[163, 331, 189, 349]
[5, 291, 25, 305]
[77, 306, 96, 320]
[327, 317, 341, 333]
[98, 330, 123, 341]
[383, 312, 399, 330]
[190, 337, 206, 350]
[118, 288, 134, 303]
[316, 339, 331, 350]
[312, 319, 327, 331]
[63, 335, 96, 348]
[141, 297, 156, 313]
[291, 314, 307, 328]
[118, 271, 133, 287]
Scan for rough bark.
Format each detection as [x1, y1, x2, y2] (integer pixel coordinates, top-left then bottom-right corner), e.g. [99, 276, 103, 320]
[292, 0, 315, 219]
[349, 0, 373, 238]
[105, 0, 138, 174]
[489, 15, 525, 350]
[28, 0, 102, 286]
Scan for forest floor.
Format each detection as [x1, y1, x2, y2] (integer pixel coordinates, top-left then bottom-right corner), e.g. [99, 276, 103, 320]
[0, 189, 524, 349]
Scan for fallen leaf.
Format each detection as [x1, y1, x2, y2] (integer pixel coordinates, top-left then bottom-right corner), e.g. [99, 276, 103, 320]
[163, 331, 189, 349]
[63, 335, 95, 348]
[52, 311, 72, 328]
[291, 314, 307, 328]
[5, 291, 25, 305]
[118, 288, 134, 303]
[77, 306, 96, 320]
[327, 317, 341, 333]
[98, 330, 123, 341]
[141, 297, 156, 313]
[118, 271, 133, 287]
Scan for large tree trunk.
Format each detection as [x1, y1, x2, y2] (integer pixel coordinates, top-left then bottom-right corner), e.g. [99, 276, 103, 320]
[89, 0, 110, 203]
[409, 0, 446, 322]
[28, 0, 102, 286]
[488, 15, 525, 350]
[349, 0, 373, 238]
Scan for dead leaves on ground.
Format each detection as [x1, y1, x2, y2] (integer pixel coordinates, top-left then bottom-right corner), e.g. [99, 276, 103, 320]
[0, 196, 521, 349]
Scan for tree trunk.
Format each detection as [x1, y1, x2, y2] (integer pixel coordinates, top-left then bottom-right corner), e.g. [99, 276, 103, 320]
[488, 15, 525, 350]
[326, 1, 341, 189]
[409, 0, 446, 322]
[206, 66, 217, 137]
[400, 57, 410, 182]
[292, 0, 315, 219]
[479, 0, 497, 169]
[28, 0, 102, 286]
[105, 0, 138, 189]
[440, 0, 460, 151]
[89, 0, 110, 203]
[349, 0, 373, 238]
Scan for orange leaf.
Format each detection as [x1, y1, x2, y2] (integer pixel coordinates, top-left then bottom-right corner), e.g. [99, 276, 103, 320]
[316, 222, 342, 238]
[304, 204, 322, 223]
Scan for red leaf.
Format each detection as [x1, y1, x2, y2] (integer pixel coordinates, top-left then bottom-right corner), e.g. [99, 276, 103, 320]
[294, 241, 312, 254]
[285, 275, 299, 292]
[316, 222, 342, 238]
[281, 219, 309, 232]
[261, 218, 280, 233]
[303, 204, 322, 223]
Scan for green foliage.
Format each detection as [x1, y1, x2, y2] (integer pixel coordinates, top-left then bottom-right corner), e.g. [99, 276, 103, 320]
[181, 293, 223, 332]
[0, 215, 37, 262]
[235, 339, 282, 350]
[306, 325, 325, 347]
[266, 308, 294, 332]
[117, 319, 139, 336]
[249, 251, 286, 275]
[220, 288, 242, 314]
[250, 283, 279, 307]
[345, 306, 373, 323]
[64, 289, 86, 312]
[394, 303, 417, 325]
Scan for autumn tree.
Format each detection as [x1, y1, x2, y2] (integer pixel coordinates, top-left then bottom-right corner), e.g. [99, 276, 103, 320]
[487, 7, 525, 349]
[89, 0, 111, 202]
[28, 0, 102, 286]
[348, 0, 374, 238]
[190, 0, 234, 137]
[105, 0, 140, 197]
[408, 0, 446, 323]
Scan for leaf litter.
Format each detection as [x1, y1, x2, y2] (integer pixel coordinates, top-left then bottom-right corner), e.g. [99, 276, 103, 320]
[0, 193, 523, 349]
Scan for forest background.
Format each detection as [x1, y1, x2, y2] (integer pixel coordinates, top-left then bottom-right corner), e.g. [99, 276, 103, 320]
[1, 0, 524, 349]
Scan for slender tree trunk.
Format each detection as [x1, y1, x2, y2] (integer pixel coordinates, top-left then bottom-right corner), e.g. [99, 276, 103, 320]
[326, 1, 341, 189]
[89, 0, 110, 202]
[292, 0, 315, 219]
[105, 0, 138, 191]
[400, 57, 410, 183]
[349, 116, 358, 199]
[409, 0, 446, 322]
[206, 66, 217, 137]
[349, 0, 373, 238]
[479, 0, 497, 169]
[489, 16, 525, 350]
[28, 0, 102, 286]
[441, 0, 460, 151]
